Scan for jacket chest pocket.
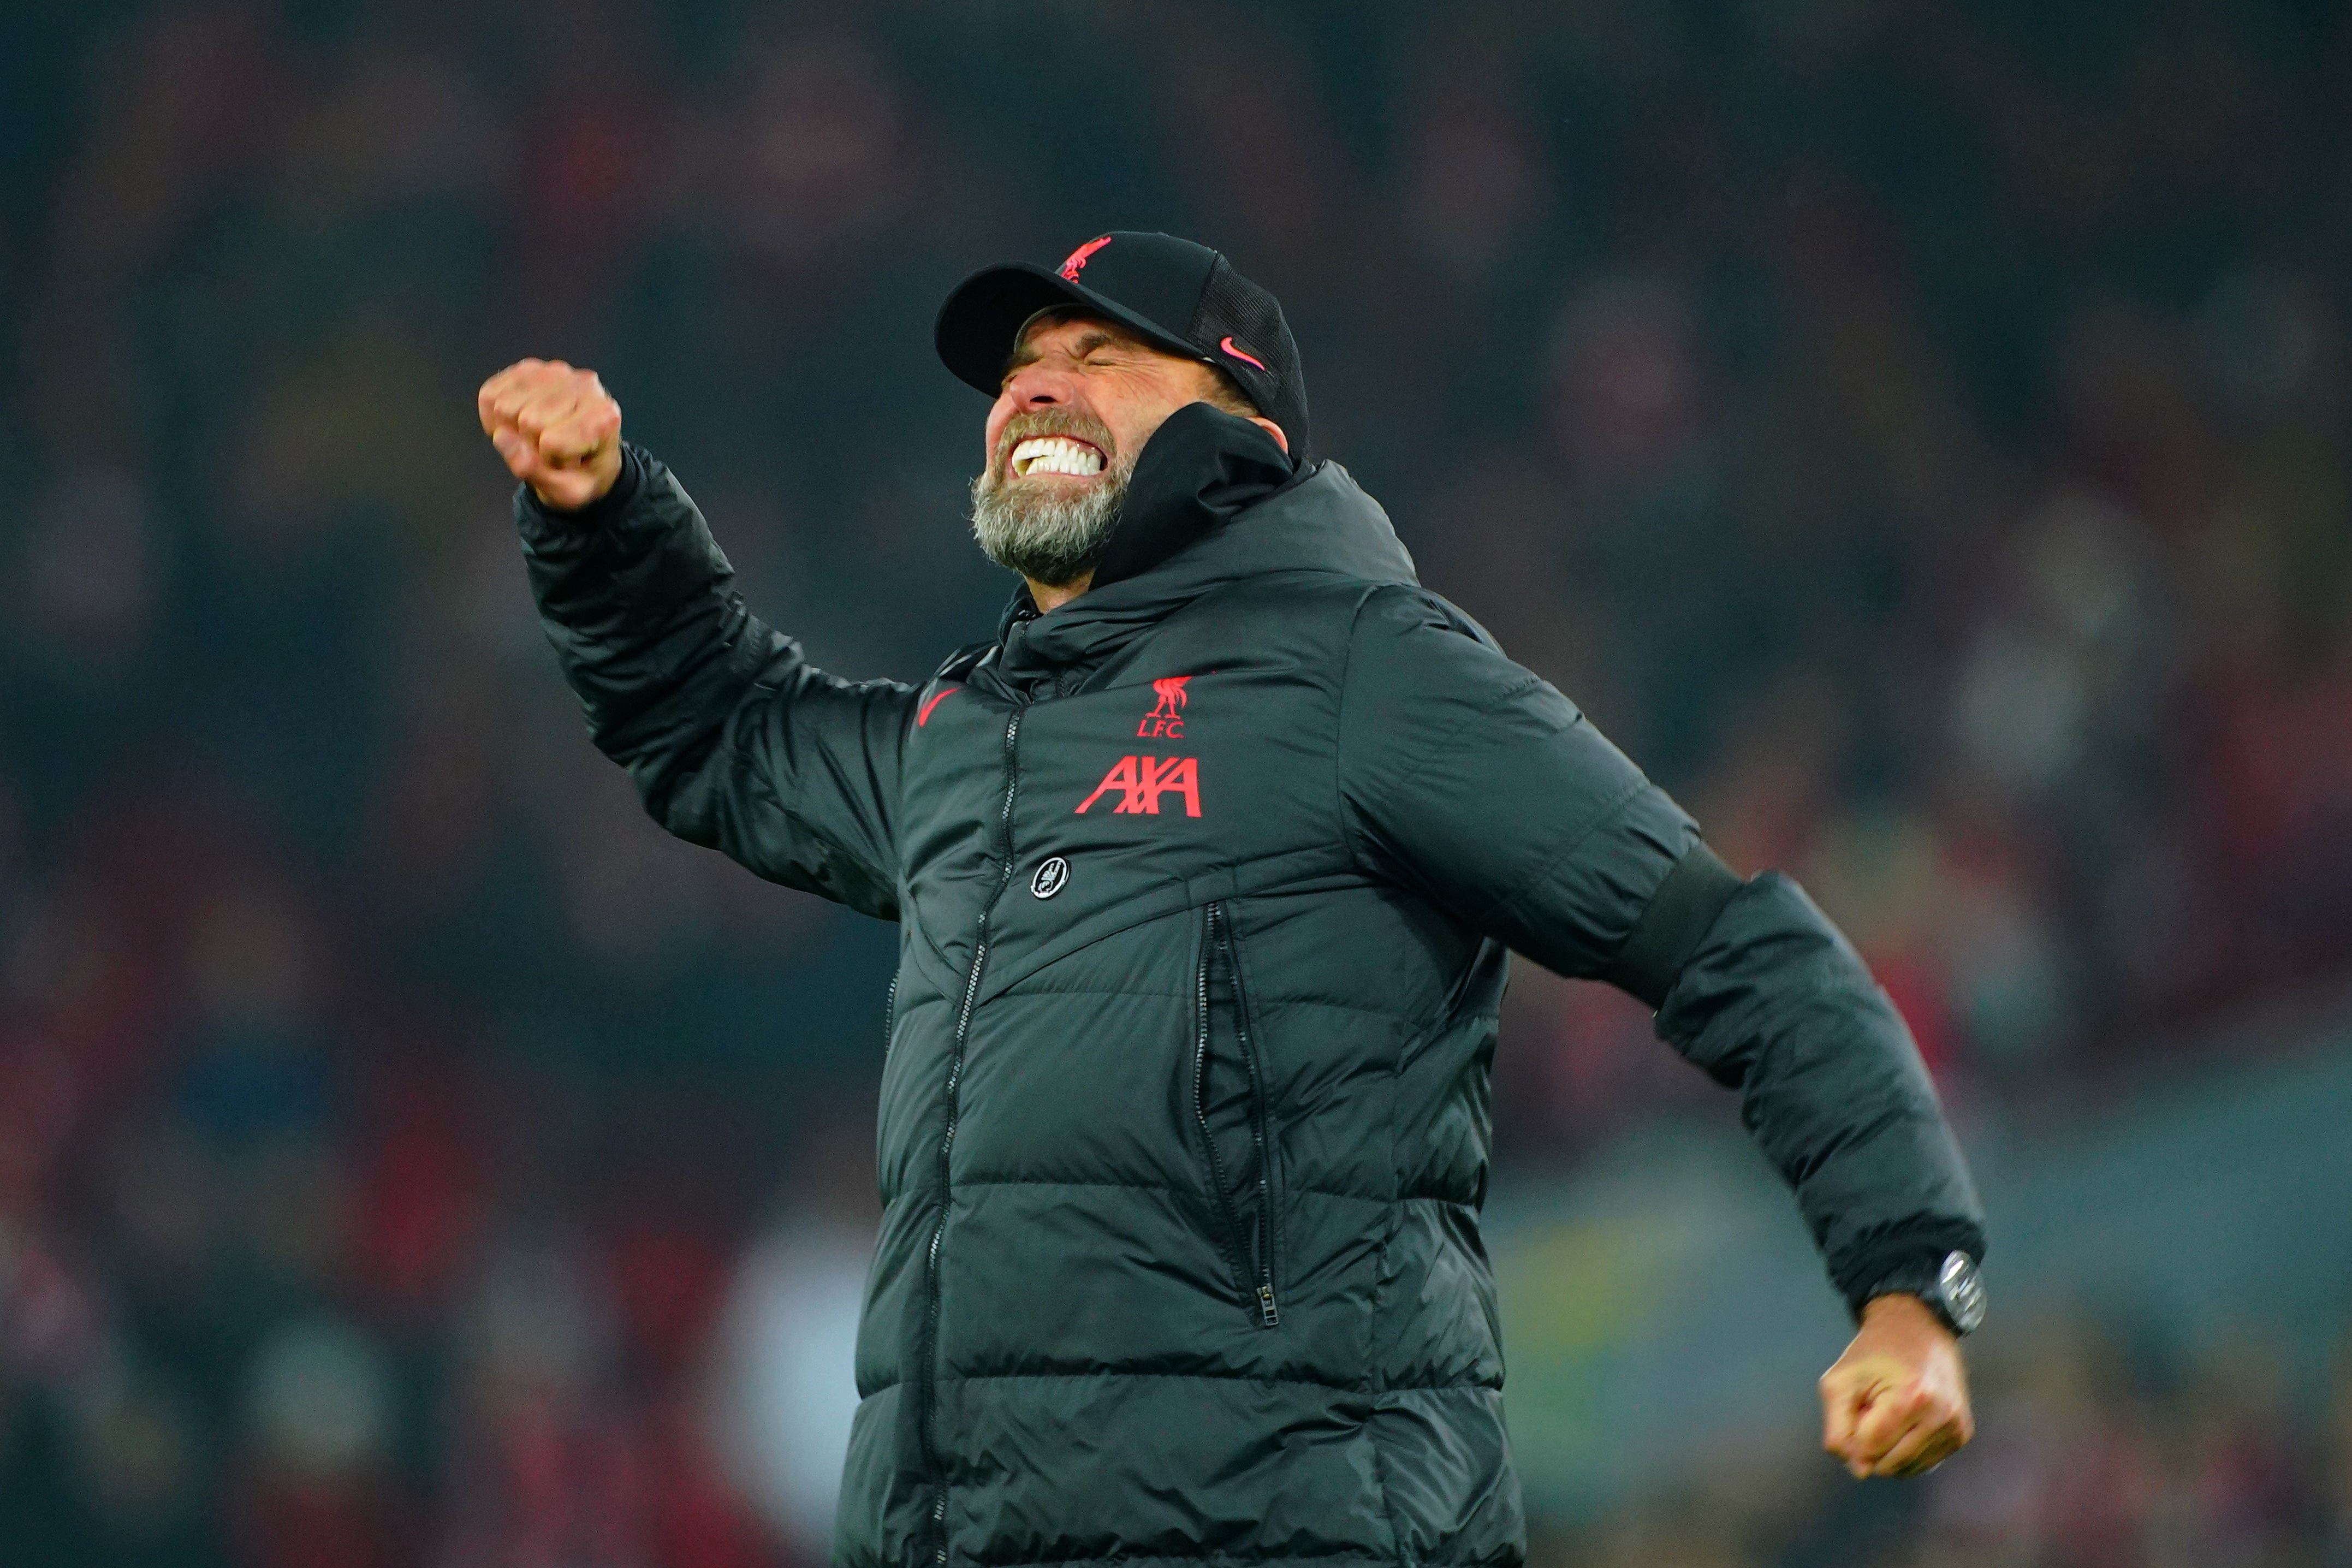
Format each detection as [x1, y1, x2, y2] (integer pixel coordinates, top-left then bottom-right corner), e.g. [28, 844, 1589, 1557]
[1190, 900, 1284, 1329]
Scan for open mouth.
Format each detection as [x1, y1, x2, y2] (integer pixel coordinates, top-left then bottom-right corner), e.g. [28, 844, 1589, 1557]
[1008, 435, 1108, 478]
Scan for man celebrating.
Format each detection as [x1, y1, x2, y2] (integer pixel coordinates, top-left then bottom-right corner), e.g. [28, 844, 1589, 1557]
[481, 232, 1986, 1567]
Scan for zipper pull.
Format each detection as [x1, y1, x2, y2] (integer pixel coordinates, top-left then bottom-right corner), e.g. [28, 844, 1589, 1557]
[1257, 1284, 1280, 1328]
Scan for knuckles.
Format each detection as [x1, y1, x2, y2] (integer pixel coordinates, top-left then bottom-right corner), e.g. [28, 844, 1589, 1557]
[479, 361, 620, 474]
[1822, 1391, 1972, 1479]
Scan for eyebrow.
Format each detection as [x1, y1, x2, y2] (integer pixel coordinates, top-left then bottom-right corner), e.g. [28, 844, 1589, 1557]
[1001, 326, 1128, 381]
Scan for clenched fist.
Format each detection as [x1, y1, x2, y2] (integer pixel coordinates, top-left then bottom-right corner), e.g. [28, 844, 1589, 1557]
[478, 359, 624, 511]
[1820, 1293, 1975, 1478]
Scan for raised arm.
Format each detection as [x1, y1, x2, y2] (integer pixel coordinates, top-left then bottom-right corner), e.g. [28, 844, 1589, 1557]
[480, 360, 912, 918]
[1336, 583, 1985, 1476]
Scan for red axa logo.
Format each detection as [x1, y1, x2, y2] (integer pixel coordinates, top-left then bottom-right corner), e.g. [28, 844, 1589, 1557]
[1137, 675, 1190, 738]
[1075, 755, 1201, 818]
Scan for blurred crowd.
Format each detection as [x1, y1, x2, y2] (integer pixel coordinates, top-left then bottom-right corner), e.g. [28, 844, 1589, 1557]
[3, 0, 2350, 1563]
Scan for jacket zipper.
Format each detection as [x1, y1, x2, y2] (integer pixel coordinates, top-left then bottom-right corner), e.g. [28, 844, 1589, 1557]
[1220, 904, 1284, 1327]
[919, 703, 1025, 1567]
[1195, 901, 1281, 1329]
[882, 971, 899, 1056]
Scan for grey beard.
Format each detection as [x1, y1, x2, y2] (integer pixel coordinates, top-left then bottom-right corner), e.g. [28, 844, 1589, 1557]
[967, 463, 1129, 587]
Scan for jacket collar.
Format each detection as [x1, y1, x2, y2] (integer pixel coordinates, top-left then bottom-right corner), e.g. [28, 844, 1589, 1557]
[990, 403, 1418, 688]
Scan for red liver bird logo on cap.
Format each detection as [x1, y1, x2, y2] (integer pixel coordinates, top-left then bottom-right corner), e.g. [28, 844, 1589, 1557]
[1059, 235, 1114, 280]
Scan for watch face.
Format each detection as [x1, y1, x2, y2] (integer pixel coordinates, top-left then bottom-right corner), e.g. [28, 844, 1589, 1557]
[1938, 1251, 1987, 1334]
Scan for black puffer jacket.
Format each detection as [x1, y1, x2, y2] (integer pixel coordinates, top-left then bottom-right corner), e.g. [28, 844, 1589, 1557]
[517, 404, 1985, 1568]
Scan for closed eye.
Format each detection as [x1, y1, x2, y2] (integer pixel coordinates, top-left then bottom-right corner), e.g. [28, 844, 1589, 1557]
[999, 324, 1143, 387]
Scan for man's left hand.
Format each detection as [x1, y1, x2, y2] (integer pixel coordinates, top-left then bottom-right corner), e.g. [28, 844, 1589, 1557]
[1818, 1293, 1974, 1478]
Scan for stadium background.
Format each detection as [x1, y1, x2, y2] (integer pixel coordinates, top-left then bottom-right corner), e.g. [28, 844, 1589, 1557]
[4, 1, 2352, 1564]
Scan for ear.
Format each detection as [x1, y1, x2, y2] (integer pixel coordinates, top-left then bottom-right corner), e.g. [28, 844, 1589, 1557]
[1247, 415, 1290, 455]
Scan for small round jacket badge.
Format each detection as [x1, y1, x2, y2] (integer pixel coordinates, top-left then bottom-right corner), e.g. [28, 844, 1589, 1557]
[1030, 857, 1070, 899]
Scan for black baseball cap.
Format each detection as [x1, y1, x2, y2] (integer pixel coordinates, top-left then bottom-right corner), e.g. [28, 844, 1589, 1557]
[935, 230, 1311, 461]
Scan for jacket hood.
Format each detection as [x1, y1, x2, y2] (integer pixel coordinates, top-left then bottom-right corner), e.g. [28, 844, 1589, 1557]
[994, 402, 1417, 685]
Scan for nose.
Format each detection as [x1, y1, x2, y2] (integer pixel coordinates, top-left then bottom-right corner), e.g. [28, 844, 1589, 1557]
[1001, 358, 1076, 410]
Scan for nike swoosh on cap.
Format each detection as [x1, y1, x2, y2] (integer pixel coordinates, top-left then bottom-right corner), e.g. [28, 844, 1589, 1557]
[1219, 336, 1268, 372]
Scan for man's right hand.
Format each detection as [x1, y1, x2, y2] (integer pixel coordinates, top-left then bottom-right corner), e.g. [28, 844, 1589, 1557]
[478, 359, 625, 511]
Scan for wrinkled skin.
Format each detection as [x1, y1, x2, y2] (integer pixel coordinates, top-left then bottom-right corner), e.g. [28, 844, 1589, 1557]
[976, 312, 1288, 608]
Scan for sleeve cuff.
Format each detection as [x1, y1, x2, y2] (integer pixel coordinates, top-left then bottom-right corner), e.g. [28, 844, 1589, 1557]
[1832, 1219, 1987, 1321]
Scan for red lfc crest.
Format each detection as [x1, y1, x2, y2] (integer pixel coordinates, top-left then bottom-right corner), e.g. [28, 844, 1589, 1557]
[1137, 676, 1189, 738]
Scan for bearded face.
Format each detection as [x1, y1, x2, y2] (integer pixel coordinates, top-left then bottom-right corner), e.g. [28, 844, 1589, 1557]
[967, 409, 1131, 589]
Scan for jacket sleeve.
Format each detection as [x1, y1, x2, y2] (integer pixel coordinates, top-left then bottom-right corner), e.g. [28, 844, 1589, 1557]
[1337, 584, 1986, 1316]
[516, 443, 911, 919]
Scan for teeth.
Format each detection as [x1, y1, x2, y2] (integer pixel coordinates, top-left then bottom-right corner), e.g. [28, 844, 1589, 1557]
[1010, 436, 1106, 477]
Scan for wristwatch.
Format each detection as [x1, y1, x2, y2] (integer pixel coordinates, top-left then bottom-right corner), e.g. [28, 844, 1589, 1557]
[1865, 1250, 1986, 1337]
